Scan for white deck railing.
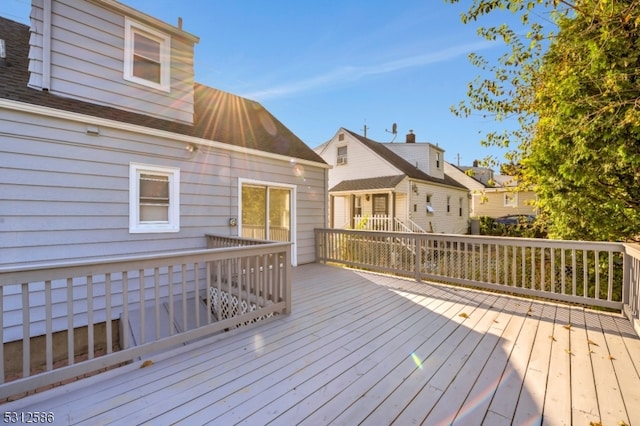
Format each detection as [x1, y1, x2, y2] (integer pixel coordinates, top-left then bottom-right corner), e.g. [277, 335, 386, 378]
[316, 228, 634, 314]
[0, 236, 291, 399]
[354, 215, 427, 233]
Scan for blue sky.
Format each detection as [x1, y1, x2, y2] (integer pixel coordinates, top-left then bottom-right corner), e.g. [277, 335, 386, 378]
[1, 0, 527, 167]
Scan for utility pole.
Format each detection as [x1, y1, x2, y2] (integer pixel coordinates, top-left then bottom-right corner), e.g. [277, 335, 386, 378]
[456, 153, 461, 166]
[362, 120, 369, 138]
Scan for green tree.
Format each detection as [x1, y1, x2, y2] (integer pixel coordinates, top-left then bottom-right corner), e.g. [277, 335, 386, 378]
[449, 0, 640, 241]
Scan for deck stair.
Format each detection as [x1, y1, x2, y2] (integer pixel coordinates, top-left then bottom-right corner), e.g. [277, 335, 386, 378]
[123, 296, 211, 352]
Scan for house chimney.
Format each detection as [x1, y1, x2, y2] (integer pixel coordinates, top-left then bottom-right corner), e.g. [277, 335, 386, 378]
[406, 130, 415, 144]
[473, 159, 479, 167]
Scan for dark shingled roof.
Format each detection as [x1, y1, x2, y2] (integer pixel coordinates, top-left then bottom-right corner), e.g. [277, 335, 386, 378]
[343, 129, 466, 190]
[0, 16, 326, 165]
[329, 175, 406, 192]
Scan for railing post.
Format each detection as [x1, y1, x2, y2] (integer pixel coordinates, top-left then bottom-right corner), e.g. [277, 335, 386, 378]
[414, 235, 421, 283]
[284, 245, 292, 314]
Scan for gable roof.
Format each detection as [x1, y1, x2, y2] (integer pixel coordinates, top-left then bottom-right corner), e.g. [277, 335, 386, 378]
[342, 129, 466, 190]
[0, 16, 326, 165]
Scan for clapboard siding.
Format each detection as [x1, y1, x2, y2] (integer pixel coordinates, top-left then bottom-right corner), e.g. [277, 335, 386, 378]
[472, 190, 537, 218]
[1, 109, 325, 267]
[29, 0, 196, 124]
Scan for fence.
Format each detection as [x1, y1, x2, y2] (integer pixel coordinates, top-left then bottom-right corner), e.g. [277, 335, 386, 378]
[0, 237, 291, 399]
[316, 228, 630, 312]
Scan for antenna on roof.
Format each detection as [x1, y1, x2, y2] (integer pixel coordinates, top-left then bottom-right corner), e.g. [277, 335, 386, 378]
[385, 122, 398, 143]
[362, 120, 369, 138]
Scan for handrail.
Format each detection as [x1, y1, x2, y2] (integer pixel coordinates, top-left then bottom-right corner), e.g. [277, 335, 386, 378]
[316, 228, 626, 311]
[405, 218, 427, 233]
[393, 217, 413, 233]
[0, 237, 292, 399]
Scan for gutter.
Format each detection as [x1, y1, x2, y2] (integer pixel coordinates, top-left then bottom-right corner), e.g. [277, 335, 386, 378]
[0, 98, 331, 169]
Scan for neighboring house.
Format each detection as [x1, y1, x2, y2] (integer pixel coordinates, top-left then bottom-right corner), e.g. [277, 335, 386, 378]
[0, 0, 329, 270]
[447, 162, 537, 218]
[315, 128, 469, 234]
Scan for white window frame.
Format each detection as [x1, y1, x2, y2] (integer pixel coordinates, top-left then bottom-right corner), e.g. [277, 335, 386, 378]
[124, 18, 171, 92]
[504, 192, 518, 207]
[238, 178, 297, 266]
[129, 163, 180, 233]
[336, 145, 347, 165]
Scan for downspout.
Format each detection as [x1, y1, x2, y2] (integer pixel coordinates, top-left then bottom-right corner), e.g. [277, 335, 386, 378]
[42, 0, 52, 91]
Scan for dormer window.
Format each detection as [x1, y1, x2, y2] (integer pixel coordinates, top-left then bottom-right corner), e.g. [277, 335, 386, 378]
[124, 18, 171, 92]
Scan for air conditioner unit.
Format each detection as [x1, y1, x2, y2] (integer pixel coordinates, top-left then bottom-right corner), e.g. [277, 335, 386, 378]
[336, 157, 347, 165]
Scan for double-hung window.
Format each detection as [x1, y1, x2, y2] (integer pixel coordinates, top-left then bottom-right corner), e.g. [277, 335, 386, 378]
[129, 163, 180, 233]
[124, 18, 171, 91]
[336, 146, 347, 165]
[504, 192, 518, 207]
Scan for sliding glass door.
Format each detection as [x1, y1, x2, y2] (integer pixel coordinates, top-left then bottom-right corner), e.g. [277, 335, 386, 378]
[241, 181, 293, 245]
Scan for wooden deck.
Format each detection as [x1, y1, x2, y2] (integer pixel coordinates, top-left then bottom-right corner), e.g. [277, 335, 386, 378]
[3, 263, 640, 425]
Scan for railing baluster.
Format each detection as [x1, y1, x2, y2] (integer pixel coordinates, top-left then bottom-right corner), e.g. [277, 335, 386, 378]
[45, 280, 52, 371]
[480, 243, 484, 282]
[122, 271, 129, 349]
[194, 262, 200, 329]
[168, 266, 174, 336]
[608, 252, 614, 302]
[154, 268, 160, 341]
[531, 247, 536, 290]
[511, 246, 517, 287]
[521, 246, 526, 289]
[87, 275, 94, 360]
[540, 247, 546, 292]
[105, 273, 112, 355]
[182, 264, 187, 332]
[139, 269, 145, 345]
[22, 283, 29, 379]
[67, 278, 74, 364]
[571, 249, 578, 296]
[595, 250, 600, 300]
[561, 249, 566, 295]
[551, 247, 556, 294]
[583, 250, 588, 298]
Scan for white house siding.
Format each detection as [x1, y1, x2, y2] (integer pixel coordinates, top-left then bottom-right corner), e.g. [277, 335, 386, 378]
[28, 0, 196, 124]
[407, 182, 469, 234]
[382, 142, 446, 180]
[472, 190, 537, 218]
[0, 107, 326, 341]
[1, 109, 325, 266]
[383, 143, 431, 174]
[320, 132, 400, 189]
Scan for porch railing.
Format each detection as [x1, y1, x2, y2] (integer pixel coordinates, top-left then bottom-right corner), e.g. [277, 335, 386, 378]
[316, 228, 632, 313]
[354, 215, 427, 233]
[0, 236, 291, 399]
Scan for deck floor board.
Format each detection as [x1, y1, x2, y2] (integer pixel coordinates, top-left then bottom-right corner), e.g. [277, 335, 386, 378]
[3, 263, 640, 425]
